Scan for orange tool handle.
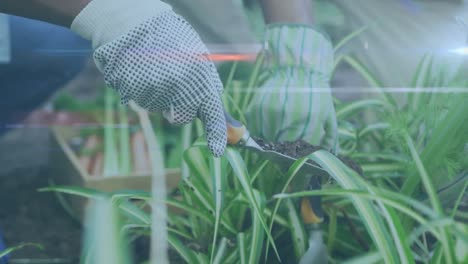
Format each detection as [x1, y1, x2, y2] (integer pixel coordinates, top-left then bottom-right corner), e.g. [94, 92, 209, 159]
[301, 177, 324, 225]
[225, 110, 247, 145]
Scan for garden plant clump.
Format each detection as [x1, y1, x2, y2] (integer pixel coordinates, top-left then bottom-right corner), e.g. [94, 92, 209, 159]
[39, 42, 468, 263]
[35, 28, 468, 263]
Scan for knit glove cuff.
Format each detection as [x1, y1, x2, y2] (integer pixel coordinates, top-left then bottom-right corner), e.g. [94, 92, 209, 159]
[70, 0, 172, 49]
[263, 24, 333, 81]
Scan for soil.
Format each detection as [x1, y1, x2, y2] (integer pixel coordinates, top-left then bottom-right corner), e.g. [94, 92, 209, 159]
[253, 138, 323, 158]
[0, 166, 82, 263]
[253, 137, 363, 176]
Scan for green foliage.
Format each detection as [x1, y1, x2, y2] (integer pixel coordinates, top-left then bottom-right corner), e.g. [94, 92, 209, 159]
[331, 46, 467, 263]
[44, 22, 468, 264]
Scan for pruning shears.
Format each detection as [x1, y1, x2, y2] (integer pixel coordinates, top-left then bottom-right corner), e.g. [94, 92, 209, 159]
[224, 111, 327, 178]
[224, 110, 324, 216]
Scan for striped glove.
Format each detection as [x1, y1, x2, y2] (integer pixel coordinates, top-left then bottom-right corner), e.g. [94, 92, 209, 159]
[246, 25, 338, 152]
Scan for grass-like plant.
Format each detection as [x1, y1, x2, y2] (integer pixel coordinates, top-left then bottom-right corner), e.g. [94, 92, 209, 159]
[41, 26, 468, 264]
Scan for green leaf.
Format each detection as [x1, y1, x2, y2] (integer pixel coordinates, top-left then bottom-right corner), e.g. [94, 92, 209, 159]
[181, 123, 193, 179]
[0, 243, 43, 258]
[334, 25, 369, 53]
[241, 52, 265, 110]
[168, 233, 198, 263]
[342, 251, 382, 264]
[336, 99, 385, 119]
[409, 55, 434, 112]
[130, 103, 170, 264]
[264, 156, 308, 261]
[184, 146, 211, 189]
[308, 150, 399, 264]
[342, 55, 396, 108]
[195, 252, 210, 264]
[275, 189, 444, 237]
[407, 54, 429, 108]
[451, 178, 468, 218]
[180, 185, 203, 239]
[81, 199, 132, 264]
[181, 161, 215, 213]
[286, 199, 307, 261]
[167, 227, 193, 241]
[118, 200, 151, 225]
[39, 186, 107, 200]
[118, 103, 131, 174]
[166, 198, 215, 227]
[250, 160, 269, 184]
[455, 224, 468, 263]
[410, 54, 431, 88]
[238, 233, 248, 264]
[402, 132, 456, 263]
[402, 94, 468, 196]
[103, 87, 120, 177]
[213, 238, 229, 264]
[327, 209, 338, 254]
[380, 205, 415, 263]
[110, 190, 151, 201]
[407, 218, 458, 248]
[224, 247, 239, 264]
[210, 156, 224, 264]
[263, 208, 289, 228]
[224, 147, 281, 262]
[224, 93, 248, 125]
[430, 243, 444, 264]
[249, 190, 266, 264]
[224, 61, 239, 91]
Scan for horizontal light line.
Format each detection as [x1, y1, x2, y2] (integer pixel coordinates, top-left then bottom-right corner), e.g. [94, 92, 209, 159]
[205, 53, 257, 62]
[33, 49, 91, 54]
[227, 87, 468, 93]
[2, 124, 139, 129]
[34, 49, 258, 61]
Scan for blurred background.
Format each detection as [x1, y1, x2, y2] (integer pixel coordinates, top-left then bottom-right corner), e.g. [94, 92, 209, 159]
[0, 0, 467, 263]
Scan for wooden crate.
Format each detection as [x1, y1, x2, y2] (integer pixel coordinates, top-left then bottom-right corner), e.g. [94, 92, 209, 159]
[49, 126, 182, 218]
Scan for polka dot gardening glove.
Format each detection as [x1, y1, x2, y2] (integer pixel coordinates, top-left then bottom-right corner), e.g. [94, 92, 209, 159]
[71, 0, 227, 157]
[246, 25, 338, 153]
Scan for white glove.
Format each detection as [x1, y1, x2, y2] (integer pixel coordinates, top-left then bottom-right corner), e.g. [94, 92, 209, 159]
[71, 0, 227, 157]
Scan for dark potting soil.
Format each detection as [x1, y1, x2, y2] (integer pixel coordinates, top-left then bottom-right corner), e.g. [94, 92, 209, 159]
[0, 167, 82, 263]
[134, 236, 185, 264]
[253, 137, 323, 158]
[253, 137, 363, 176]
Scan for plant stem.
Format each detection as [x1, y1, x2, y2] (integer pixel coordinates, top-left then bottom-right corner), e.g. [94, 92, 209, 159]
[118, 103, 131, 175]
[181, 123, 192, 179]
[130, 101, 169, 264]
[103, 88, 119, 177]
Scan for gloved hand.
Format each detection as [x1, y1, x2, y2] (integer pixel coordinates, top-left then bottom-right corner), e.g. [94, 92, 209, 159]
[71, 0, 226, 156]
[246, 25, 338, 152]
